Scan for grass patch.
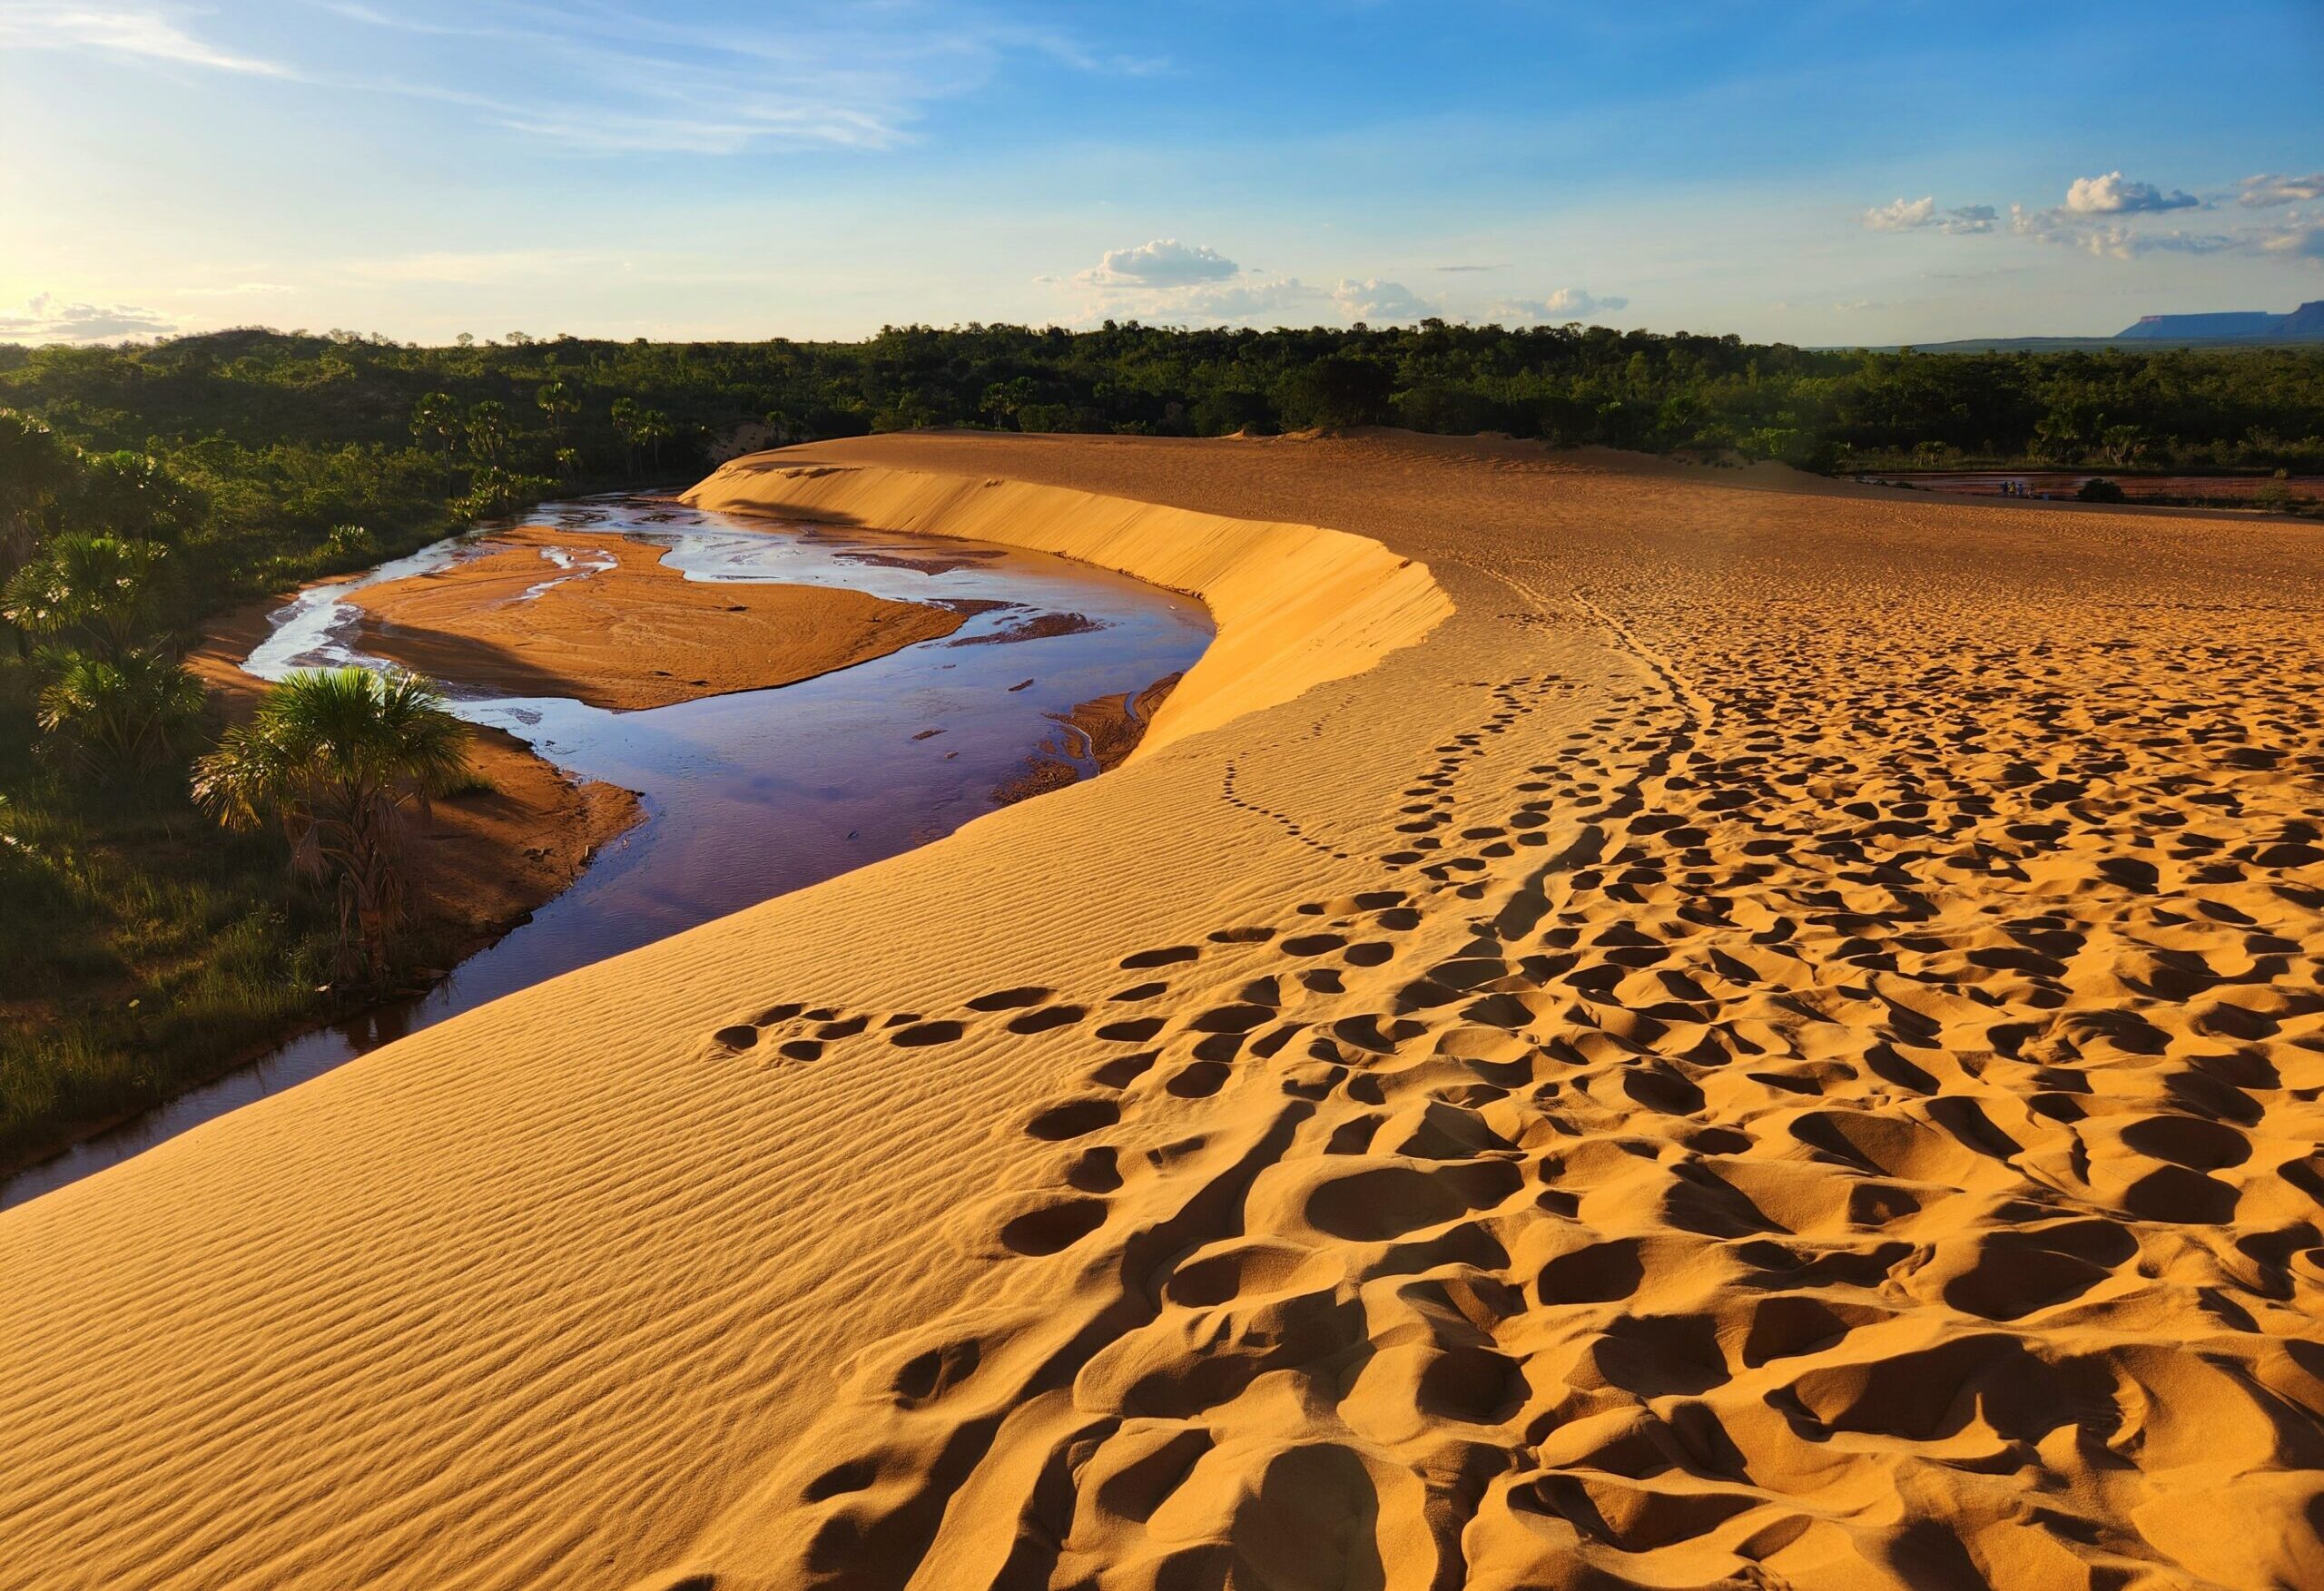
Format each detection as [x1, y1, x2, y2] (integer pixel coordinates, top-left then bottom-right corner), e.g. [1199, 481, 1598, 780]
[440, 768, 500, 799]
[0, 730, 345, 1170]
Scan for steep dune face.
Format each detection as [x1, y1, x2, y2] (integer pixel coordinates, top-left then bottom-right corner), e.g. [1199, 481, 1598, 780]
[683, 457, 1453, 753]
[5, 433, 2322, 1591]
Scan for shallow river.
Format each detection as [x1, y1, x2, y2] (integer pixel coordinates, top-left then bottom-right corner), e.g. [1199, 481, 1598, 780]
[5, 495, 1211, 1207]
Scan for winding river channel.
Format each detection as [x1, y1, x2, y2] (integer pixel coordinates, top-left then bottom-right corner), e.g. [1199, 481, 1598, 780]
[5, 495, 1212, 1207]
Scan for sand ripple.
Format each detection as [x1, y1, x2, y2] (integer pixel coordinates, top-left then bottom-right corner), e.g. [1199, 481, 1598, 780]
[5, 434, 2320, 1591]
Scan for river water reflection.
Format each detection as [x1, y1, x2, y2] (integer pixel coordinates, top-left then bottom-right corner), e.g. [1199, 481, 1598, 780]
[5, 495, 1212, 1207]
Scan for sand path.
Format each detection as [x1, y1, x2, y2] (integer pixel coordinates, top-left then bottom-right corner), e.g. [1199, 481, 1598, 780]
[5, 433, 2321, 1590]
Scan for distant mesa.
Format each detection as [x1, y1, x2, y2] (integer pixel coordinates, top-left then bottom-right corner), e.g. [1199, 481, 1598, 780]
[2115, 304, 2322, 342]
[1860, 300, 2324, 353]
[2280, 300, 2324, 338]
[2116, 310, 2282, 340]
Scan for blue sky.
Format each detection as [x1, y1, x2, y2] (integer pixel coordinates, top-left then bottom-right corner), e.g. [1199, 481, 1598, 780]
[3, 0, 2319, 346]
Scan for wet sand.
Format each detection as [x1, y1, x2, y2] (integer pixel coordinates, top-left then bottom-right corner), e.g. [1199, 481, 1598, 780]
[995, 672, 1186, 804]
[8, 432, 2323, 1590]
[346, 524, 965, 712]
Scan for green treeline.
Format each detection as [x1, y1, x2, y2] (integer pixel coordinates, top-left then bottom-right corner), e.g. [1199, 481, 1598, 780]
[8, 323, 2323, 502]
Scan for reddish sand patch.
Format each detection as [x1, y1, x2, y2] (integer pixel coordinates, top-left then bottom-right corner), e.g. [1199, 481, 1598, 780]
[346, 525, 965, 712]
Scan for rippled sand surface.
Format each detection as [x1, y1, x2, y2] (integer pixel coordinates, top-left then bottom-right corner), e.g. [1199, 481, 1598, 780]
[5, 432, 2320, 1590]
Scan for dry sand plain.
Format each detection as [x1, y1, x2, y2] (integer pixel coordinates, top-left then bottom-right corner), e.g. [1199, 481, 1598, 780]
[5, 431, 2323, 1590]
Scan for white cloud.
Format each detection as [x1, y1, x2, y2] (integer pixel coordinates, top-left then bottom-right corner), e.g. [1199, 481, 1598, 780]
[492, 102, 903, 156]
[0, 293, 178, 344]
[2261, 224, 2324, 262]
[11, 3, 1150, 157]
[1864, 196, 1935, 231]
[0, 3, 292, 75]
[1077, 239, 1241, 287]
[1329, 278, 1433, 323]
[1058, 260, 1631, 330]
[175, 281, 295, 297]
[1492, 288, 1629, 321]
[2010, 207, 2238, 260]
[1872, 169, 2317, 266]
[1055, 247, 1326, 326]
[2064, 172, 2199, 214]
[441, 10, 1154, 156]
[2009, 205, 2089, 249]
[1864, 196, 1996, 234]
[1171, 277, 1322, 319]
[2134, 231, 2241, 256]
[2239, 172, 2324, 209]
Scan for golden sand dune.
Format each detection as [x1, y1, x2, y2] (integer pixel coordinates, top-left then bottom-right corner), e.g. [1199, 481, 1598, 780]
[5, 432, 2323, 1590]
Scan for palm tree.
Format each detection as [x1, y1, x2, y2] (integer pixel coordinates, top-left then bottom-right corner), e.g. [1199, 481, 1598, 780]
[35, 647, 206, 778]
[610, 397, 643, 474]
[606, 401, 678, 477]
[194, 668, 471, 980]
[410, 392, 460, 494]
[466, 400, 509, 469]
[537, 379, 579, 449]
[0, 533, 170, 661]
[633, 408, 675, 474]
[68, 451, 199, 545]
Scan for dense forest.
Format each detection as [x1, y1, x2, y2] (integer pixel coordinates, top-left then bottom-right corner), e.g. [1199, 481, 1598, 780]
[2, 321, 2319, 1171]
[9, 321, 2324, 492]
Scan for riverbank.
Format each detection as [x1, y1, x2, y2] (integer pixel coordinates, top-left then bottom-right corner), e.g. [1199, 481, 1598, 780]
[138, 515, 979, 1127]
[32, 512, 959, 1172]
[4, 503, 1211, 1200]
[346, 523, 968, 711]
[189, 597, 647, 965]
[7, 433, 2322, 1589]
[0, 602, 645, 1182]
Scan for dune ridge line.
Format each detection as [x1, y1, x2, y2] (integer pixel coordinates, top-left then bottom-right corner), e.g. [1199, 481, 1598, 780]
[684, 457, 1455, 756]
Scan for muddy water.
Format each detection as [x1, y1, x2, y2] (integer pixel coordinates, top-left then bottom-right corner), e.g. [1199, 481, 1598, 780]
[5, 496, 1211, 1206]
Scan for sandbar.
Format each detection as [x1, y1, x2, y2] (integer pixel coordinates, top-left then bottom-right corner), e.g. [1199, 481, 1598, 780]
[346, 524, 965, 712]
